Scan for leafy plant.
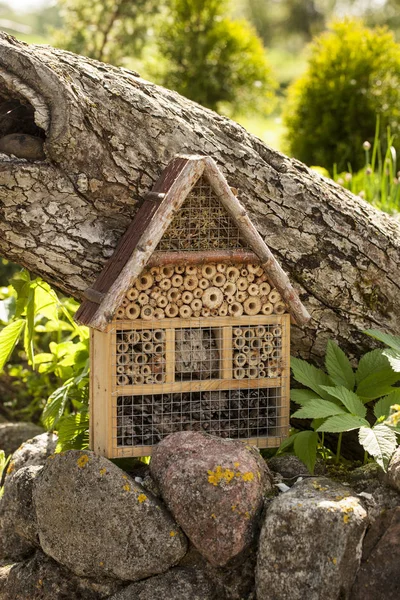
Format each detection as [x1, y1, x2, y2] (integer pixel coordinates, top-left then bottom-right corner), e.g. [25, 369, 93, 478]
[280, 339, 400, 473]
[0, 451, 10, 498]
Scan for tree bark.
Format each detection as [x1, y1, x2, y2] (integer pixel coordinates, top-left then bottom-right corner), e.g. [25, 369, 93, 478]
[0, 32, 399, 364]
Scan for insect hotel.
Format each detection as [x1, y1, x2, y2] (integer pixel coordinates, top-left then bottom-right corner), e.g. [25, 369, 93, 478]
[75, 155, 310, 458]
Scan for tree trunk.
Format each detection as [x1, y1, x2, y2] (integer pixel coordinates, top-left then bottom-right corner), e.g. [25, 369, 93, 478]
[0, 32, 399, 366]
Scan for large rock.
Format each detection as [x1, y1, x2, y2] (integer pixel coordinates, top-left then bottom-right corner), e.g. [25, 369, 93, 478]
[108, 567, 216, 600]
[0, 551, 122, 600]
[268, 454, 325, 480]
[0, 466, 41, 560]
[387, 446, 400, 493]
[256, 477, 368, 600]
[0, 423, 43, 457]
[347, 463, 400, 524]
[34, 450, 187, 581]
[5, 432, 57, 479]
[351, 507, 400, 599]
[150, 432, 273, 567]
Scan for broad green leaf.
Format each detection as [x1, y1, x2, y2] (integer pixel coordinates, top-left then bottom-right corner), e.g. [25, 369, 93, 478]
[292, 399, 347, 420]
[317, 414, 369, 433]
[383, 349, 400, 373]
[42, 381, 72, 430]
[355, 350, 390, 384]
[374, 390, 400, 420]
[0, 319, 25, 371]
[291, 389, 322, 405]
[291, 357, 333, 401]
[320, 386, 367, 418]
[359, 424, 397, 471]
[364, 329, 400, 352]
[11, 270, 31, 318]
[24, 287, 35, 366]
[55, 411, 89, 452]
[325, 340, 355, 390]
[356, 368, 400, 400]
[276, 433, 297, 455]
[293, 431, 318, 474]
[33, 281, 59, 323]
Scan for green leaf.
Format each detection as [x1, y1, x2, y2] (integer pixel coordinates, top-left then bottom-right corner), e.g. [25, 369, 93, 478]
[374, 390, 400, 420]
[320, 386, 367, 418]
[383, 349, 400, 373]
[293, 431, 318, 474]
[33, 281, 59, 323]
[11, 270, 31, 318]
[56, 411, 89, 452]
[0, 319, 25, 371]
[24, 287, 35, 366]
[317, 414, 369, 433]
[276, 433, 297, 455]
[291, 389, 322, 405]
[291, 357, 333, 401]
[356, 368, 400, 400]
[325, 340, 355, 390]
[359, 424, 397, 471]
[292, 399, 347, 420]
[364, 329, 400, 352]
[42, 382, 72, 430]
[356, 350, 391, 384]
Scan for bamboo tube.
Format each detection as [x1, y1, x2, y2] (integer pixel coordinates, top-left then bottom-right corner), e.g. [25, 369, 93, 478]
[267, 367, 279, 378]
[141, 305, 154, 320]
[247, 273, 255, 283]
[182, 291, 194, 304]
[248, 352, 259, 366]
[236, 277, 248, 291]
[268, 290, 281, 304]
[137, 293, 149, 306]
[273, 326, 282, 337]
[248, 283, 259, 297]
[248, 264, 259, 274]
[274, 301, 286, 315]
[117, 342, 129, 354]
[218, 301, 228, 316]
[153, 308, 165, 319]
[226, 266, 240, 282]
[216, 263, 227, 273]
[185, 265, 198, 275]
[176, 299, 183, 307]
[213, 273, 226, 287]
[243, 328, 255, 340]
[153, 329, 166, 342]
[141, 364, 152, 376]
[234, 353, 247, 367]
[272, 349, 281, 360]
[190, 298, 203, 312]
[262, 342, 274, 354]
[150, 288, 160, 300]
[236, 291, 248, 303]
[242, 346, 250, 354]
[160, 278, 172, 291]
[247, 367, 258, 379]
[199, 278, 209, 290]
[126, 331, 140, 344]
[167, 288, 180, 303]
[153, 343, 164, 354]
[210, 308, 219, 317]
[261, 302, 273, 316]
[134, 353, 148, 365]
[255, 266, 264, 277]
[250, 338, 263, 350]
[116, 307, 125, 319]
[149, 299, 157, 308]
[125, 303, 140, 320]
[259, 282, 271, 296]
[226, 295, 235, 305]
[154, 373, 165, 383]
[241, 268, 248, 277]
[233, 367, 246, 380]
[160, 265, 174, 278]
[121, 297, 129, 308]
[117, 374, 129, 386]
[223, 282, 236, 296]
[179, 305, 192, 318]
[234, 337, 246, 349]
[202, 264, 217, 279]
[201, 307, 210, 317]
[264, 331, 274, 342]
[244, 297, 262, 316]
[157, 295, 168, 308]
[127, 287, 139, 301]
[202, 287, 223, 309]
[175, 265, 185, 274]
[142, 341, 154, 354]
[172, 274, 183, 288]
[183, 275, 198, 291]
[165, 303, 179, 318]
[229, 301, 243, 317]
[145, 375, 154, 384]
[256, 326, 266, 338]
[117, 354, 130, 365]
[134, 374, 145, 384]
[259, 369, 266, 378]
[135, 272, 154, 291]
[193, 287, 203, 298]
[149, 266, 160, 277]
[233, 328, 243, 337]
[116, 365, 125, 374]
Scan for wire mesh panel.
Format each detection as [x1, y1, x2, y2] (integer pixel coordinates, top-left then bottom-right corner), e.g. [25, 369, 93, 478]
[157, 176, 248, 251]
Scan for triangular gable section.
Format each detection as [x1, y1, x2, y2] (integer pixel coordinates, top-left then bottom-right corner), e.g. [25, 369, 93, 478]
[75, 155, 311, 330]
[157, 174, 250, 252]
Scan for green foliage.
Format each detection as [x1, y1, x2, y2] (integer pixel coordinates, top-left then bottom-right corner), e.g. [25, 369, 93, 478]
[0, 450, 10, 499]
[53, 0, 159, 64]
[157, 0, 277, 113]
[280, 337, 400, 472]
[284, 19, 400, 172]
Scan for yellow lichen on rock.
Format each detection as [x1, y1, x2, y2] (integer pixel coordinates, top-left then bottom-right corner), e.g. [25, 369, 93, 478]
[76, 454, 89, 468]
[137, 493, 147, 503]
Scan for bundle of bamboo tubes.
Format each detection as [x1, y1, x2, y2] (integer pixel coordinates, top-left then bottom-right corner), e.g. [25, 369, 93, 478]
[115, 263, 287, 320]
[232, 325, 282, 379]
[115, 329, 166, 386]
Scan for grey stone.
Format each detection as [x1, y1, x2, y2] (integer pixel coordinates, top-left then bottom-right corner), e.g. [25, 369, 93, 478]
[387, 446, 400, 493]
[5, 432, 57, 479]
[34, 450, 187, 581]
[150, 431, 273, 567]
[0, 466, 41, 560]
[0, 423, 43, 457]
[108, 567, 216, 600]
[256, 477, 368, 600]
[267, 454, 325, 480]
[347, 463, 400, 524]
[0, 551, 122, 600]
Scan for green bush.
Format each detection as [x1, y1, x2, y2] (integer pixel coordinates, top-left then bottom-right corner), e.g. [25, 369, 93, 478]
[284, 19, 400, 171]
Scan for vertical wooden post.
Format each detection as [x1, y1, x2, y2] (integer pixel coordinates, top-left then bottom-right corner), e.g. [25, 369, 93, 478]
[217, 326, 233, 380]
[279, 313, 291, 439]
[91, 328, 112, 457]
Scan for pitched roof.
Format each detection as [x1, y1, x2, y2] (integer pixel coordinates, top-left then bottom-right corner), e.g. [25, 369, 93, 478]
[75, 155, 311, 330]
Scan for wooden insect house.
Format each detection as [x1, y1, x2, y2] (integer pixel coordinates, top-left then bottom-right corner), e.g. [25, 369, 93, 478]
[75, 155, 310, 458]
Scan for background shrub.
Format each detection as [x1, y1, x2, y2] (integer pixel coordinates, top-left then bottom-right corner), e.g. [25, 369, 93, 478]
[284, 19, 400, 172]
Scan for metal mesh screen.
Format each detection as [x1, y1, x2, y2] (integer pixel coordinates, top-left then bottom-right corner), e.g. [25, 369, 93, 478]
[157, 176, 247, 251]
